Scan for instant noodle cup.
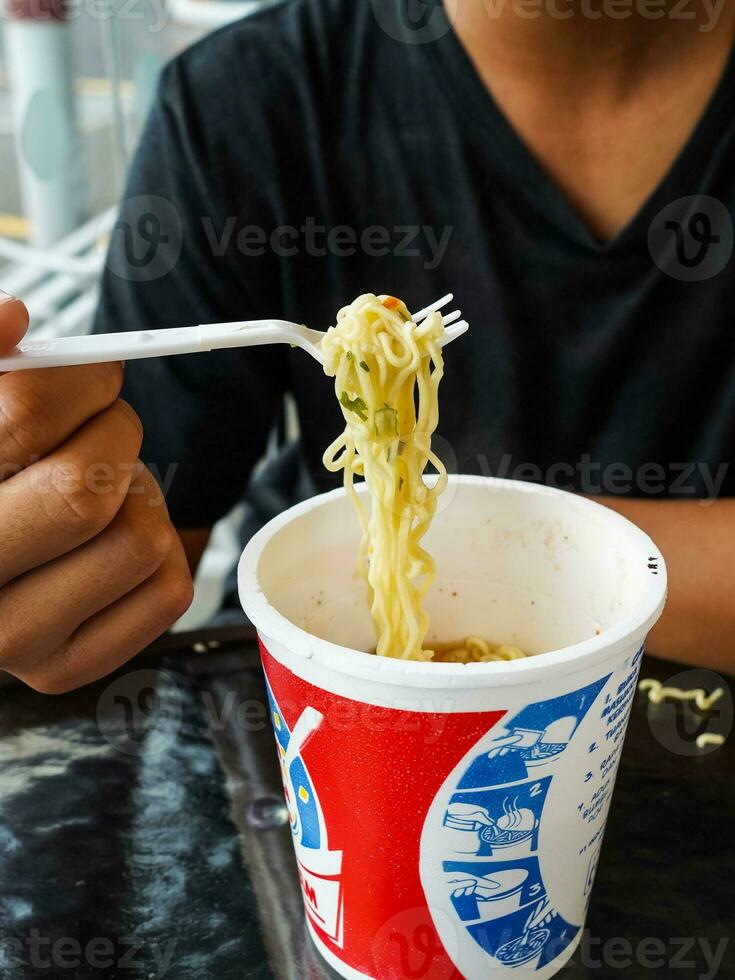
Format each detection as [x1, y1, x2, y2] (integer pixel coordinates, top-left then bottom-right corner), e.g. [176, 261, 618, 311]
[238, 476, 666, 979]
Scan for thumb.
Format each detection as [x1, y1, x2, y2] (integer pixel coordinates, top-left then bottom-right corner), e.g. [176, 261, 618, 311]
[0, 289, 29, 356]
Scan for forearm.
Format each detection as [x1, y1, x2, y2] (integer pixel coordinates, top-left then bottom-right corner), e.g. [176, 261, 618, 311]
[592, 496, 735, 674]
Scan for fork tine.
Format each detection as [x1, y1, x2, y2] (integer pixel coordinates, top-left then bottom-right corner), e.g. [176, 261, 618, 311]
[412, 293, 453, 322]
[440, 309, 461, 327]
[437, 320, 469, 346]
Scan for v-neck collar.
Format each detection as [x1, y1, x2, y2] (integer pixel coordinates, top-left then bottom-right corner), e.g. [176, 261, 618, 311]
[425, 12, 735, 253]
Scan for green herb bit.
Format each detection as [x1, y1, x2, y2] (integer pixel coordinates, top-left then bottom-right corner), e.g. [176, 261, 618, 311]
[345, 350, 354, 360]
[359, 360, 370, 372]
[339, 391, 368, 421]
[375, 405, 398, 438]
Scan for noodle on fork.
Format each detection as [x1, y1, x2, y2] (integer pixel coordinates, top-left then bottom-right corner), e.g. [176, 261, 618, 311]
[322, 294, 446, 660]
[322, 293, 527, 664]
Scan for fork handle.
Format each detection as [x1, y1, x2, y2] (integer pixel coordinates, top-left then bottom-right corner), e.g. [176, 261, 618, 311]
[0, 320, 291, 371]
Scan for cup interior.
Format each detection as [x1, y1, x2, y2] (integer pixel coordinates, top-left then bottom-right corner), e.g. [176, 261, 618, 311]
[253, 478, 662, 657]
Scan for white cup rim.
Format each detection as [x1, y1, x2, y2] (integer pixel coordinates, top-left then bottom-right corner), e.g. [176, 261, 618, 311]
[238, 476, 667, 688]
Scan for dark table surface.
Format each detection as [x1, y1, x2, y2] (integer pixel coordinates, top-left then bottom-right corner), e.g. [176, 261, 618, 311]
[0, 629, 733, 980]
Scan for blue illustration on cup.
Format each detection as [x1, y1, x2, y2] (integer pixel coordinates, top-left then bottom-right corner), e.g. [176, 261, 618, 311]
[456, 678, 609, 791]
[443, 778, 549, 858]
[439, 674, 612, 970]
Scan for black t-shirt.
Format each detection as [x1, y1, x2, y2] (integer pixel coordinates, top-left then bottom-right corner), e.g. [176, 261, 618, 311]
[94, 0, 735, 532]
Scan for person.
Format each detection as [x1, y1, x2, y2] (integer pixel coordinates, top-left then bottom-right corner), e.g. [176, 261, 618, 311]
[2, 0, 735, 692]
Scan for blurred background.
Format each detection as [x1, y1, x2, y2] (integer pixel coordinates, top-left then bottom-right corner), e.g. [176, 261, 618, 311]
[0, 0, 279, 327]
[0, 0, 279, 628]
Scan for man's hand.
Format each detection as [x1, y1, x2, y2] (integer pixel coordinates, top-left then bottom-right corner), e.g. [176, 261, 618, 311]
[0, 291, 193, 692]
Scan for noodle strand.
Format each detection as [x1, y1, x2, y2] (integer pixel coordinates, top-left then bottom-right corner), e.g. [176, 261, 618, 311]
[322, 292, 527, 665]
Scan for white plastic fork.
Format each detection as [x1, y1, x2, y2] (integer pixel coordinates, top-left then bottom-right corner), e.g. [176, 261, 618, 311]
[0, 293, 468, 371]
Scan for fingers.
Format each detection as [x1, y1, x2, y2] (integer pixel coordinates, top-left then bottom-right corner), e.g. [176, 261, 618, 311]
[0, 466, 171, 667]
[0, 469, 193, 693]
[0, 292, 29, 355]
[0, 361, 124, 474]
[32, 531, 192, 694]
[0, 399, 143, 587]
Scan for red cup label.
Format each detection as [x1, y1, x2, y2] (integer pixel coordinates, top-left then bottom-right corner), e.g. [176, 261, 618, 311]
[260, 640, 643, 978]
